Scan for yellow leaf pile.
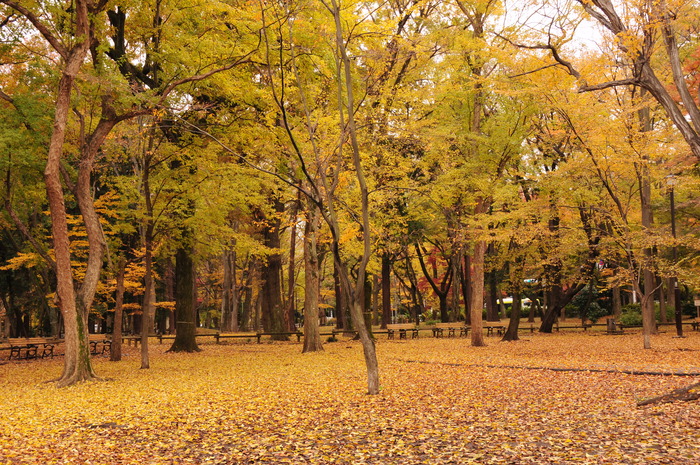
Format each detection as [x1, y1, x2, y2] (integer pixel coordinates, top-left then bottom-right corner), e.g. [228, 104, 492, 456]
[1, 333, 699, 464]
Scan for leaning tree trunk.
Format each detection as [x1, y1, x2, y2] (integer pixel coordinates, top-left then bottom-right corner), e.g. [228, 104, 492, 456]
[169, 246, 200, 352]
[502, 292, 522, 341]
[302, 204, 323, 353]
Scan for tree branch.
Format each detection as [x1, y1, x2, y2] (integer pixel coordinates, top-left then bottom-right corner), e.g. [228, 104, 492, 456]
[0, 1, 67, 58]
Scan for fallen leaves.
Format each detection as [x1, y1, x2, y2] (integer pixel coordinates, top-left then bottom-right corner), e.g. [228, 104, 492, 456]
[0, 333, 699, 464]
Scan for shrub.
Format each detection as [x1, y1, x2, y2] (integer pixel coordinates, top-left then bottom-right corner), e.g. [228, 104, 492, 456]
[619, 303, 642, 326]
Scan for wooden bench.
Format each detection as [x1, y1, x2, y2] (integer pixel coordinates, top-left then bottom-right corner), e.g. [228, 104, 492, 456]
[484, 325, 506, 337]
[387, 324, 418, 339]
[431, 322, 467, 338]
[89, 335, 111, 355]
[157, 332, 219, 344]
[214, 333, 259, 343]
[256, 331, 303, 343]
[690, 319, 700, 331]
[7, 338, 58, 360]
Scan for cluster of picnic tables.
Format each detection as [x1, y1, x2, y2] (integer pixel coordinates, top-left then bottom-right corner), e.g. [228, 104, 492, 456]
[2, 318, 698, 360]
[0, 335, 112, 360]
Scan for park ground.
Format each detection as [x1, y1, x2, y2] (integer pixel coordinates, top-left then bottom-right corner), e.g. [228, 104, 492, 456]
[1, 331, 700, 464]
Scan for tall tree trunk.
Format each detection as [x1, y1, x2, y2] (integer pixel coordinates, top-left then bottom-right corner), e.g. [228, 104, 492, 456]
[302, 204, 323, 353]
[40, 0, 98, 387]
[381, 253, 391, 329]
[470, 240, 486, 347]
[612, 285, 622, 318]
[486, 270, 499, 321]
[639, 99, 657, 349]
[286, 206, 298, 332]
[330, 0, 379, 393]
[462, 254, 472, 324]
[502, 292, 522, 342]
[657, 276, 668, 324]
[259, 199, 286, 339]
[169, 246, 200, 352]
[110, 258, 126, 362]
[165, 258, 175, 333]
[140, 246, 155, 368]
[334, 262, 345, 330]
[221, 248, 239, 332]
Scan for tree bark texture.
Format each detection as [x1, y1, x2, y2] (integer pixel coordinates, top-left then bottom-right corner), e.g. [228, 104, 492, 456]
[381, 254, 391, 328]
[110, 258, 126, 362]
[34, 0, 99, 387]
[302, 205, 323, 353]
[502, 292, 521, 342]
[259, 200, 286, 339]
[169, 246, 200, 352]
[469, 239, 486, 347]
[221, 248, 239, 332]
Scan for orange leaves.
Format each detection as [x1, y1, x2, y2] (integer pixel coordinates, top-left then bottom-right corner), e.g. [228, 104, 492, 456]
[1, 334, 699, 463]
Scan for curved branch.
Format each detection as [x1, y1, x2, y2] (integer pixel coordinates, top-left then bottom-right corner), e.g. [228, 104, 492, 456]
[0, 1, 67, 58]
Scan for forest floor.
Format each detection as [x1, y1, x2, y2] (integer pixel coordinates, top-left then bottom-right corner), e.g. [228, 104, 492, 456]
[1, 332, 699, 464]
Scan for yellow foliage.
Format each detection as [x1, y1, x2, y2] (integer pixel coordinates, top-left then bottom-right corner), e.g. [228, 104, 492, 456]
[1, 334, 699, 463]
[0, 252, 40, 271]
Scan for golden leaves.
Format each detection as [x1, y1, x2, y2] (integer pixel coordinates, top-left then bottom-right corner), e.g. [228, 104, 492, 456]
[1, 334, 699, 463]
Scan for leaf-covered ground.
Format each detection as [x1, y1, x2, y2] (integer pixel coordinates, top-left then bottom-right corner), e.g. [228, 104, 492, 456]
[1, 333, 699, 464]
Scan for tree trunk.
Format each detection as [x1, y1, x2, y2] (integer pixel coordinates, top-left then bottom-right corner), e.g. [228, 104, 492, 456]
[41, 1, 98, 387]
[381, 254, 391, 328]
[612, 285, 622, 318]
[502, 291, 521, 341]
[302, 204, 323, 353]
[486, 270, 499, 321]
[140, 247, 155, 368]
[334, 263, 345, 330]
[657, 276, 667, 324]
[221, 248, 239, 332]
[462, 253, 472, 325]
[165, 258, 175, 333]
[110, 258, 126, 362]
[470, 239, 486, 347]
[169, 246, 200, 352]
[330, 0, 379, 393]
[259, 199, 286, 339]
[286, 205, 298, 332]
[639, 100, 657, 349]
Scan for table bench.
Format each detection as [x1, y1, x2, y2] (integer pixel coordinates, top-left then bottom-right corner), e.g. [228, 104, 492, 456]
[214, 333, 260, 343]
[387, 324, 419, 339]
[431, 323, 469, 338]
[89, 335, 112, 355]
[485, 325, 506, 337]
[7, 338, 58, 360]
[255, 331, 303, 343]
